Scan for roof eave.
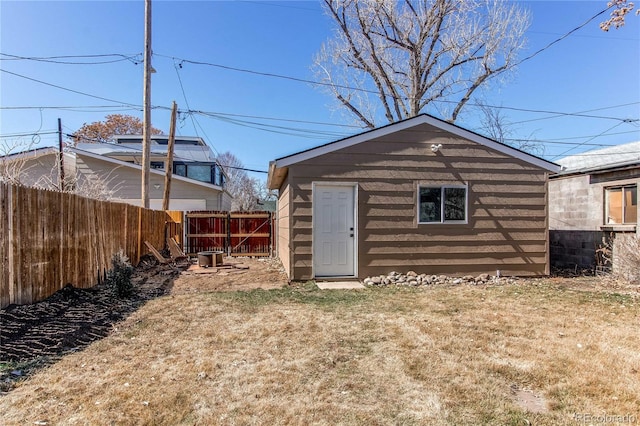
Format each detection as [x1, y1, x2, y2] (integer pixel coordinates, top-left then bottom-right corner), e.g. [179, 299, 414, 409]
[273, 114, 561, 173]
[550, 160, 640, 178]
[267, 161, 288, 190]
[69, 147, 225, 191]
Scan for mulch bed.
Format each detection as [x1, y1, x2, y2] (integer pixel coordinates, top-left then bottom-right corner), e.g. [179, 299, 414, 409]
[0, 258, 179, 392]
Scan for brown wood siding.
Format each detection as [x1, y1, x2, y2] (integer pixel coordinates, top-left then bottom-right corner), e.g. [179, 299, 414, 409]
[286, 123, 549, 280]
[277, 179, 291, 278]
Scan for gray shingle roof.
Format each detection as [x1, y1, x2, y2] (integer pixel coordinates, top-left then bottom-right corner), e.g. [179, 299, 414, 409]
[556, 141, 640, 172]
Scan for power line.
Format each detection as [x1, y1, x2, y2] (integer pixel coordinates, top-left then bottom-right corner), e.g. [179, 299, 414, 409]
[157, 53, 637, 123]
[201, 113, 350, 139]
[3, 100, 637, 128]
[551, 121, 627, 160]
[504, 129, 639, 145]
[0, 130, 58, 138]
[59, 132, 640, 170]
[0, 52, 142, 65]
[65, 136, 267, 173]
[237, 0, 320, 12]
[189, 110, 363, 129]
[3, 51, 635, 126]
[527, 30, 639, 42]
[173, 61, 199, 137]
[510, 102, 640, 125]
[0, 68, 139, 107]
[172, 61, 222, 157]
[2, 63, 636, 144]
[0, 105, 140, 111]
[511, 7, 612, 68]
[557, 150, 640, 157]
[220, 164, 267, 174]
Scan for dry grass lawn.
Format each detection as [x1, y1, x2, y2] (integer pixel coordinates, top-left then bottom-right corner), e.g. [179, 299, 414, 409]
[1, 277, 639, 425]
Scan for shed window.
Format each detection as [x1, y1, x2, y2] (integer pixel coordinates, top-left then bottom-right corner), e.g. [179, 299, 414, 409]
[606, 185, 637, 224]
[418, 185, 467, 223]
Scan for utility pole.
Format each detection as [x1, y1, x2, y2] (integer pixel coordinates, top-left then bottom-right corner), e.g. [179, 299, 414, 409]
[141, 0, 152, 209]
[162, 101, 177, 211]
[57, 118, 65, 191]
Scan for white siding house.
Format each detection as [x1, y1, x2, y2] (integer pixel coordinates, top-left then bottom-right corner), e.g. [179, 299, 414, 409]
[1, 135, 233, 211]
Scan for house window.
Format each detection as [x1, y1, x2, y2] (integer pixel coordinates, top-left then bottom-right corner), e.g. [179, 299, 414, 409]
[606, 185, 637, 224]
[418, 185, 467, 223]
[186, 164, 213, 183]
[175, 164, 187, 177]
[214, 165, 222, 187]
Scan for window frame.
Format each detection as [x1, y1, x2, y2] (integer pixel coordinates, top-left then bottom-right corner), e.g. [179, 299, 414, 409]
[417, 184, 468, 225]
[605, 184, 637, 225]
[171, 161, 226, 189]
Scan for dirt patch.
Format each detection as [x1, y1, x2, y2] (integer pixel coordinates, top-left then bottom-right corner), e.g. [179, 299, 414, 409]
[0, 260, 174, 358]
[0, 256, 288, 392]
[511, 385, 548, 414]
[0, 258, 177, 391]
[170, 256, 288, 294]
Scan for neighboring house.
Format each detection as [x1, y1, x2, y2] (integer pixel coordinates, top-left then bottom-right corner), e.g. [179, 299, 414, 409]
[267, 114, 560, 281]
[71, 135, 232, 210]
[0, 146, 73, 189]
[548, 141, 639, 270]
[1, 135, 232, 211]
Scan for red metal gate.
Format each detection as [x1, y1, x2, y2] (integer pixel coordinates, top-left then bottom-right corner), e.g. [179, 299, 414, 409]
[185, 211, 274, 257]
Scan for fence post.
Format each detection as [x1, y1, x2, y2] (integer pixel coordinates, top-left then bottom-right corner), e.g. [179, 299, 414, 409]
[226, 212, 231, 256]
[7, 183, 15, 306]
[269, 211, 273, 257]
[136, 207, 143, 265]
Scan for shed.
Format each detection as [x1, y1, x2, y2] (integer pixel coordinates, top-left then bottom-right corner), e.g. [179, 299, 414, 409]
[267, 114, 560, 281]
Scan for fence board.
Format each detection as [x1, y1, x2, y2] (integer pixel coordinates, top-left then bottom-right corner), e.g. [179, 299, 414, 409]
[0, 182, 179, 308]
[0, 183, 9, 308]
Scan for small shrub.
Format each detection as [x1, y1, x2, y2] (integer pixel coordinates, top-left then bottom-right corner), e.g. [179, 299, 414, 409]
[106, 249, 135, 297]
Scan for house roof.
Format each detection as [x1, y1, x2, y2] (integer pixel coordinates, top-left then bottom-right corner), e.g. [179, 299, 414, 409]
[0, 146, 59, 161]
[76, 139, 217, 162]
[69, 147, 228, 193]
[553, 141, 640, 175]
[113, 134, 208, 146]
[268, 114, 561, 189]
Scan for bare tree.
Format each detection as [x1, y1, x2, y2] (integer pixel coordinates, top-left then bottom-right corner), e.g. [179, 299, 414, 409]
[216, 151, 260, 211]
[600, 0, 638, 31]
[256, 180, 277, 203]
[476, 100, 543, 155]
[313, 0, 530, 127]
[0, 140, 63, 188]
[0, 140, 34, 185]
[35, 160, 124, 201]
[1, 139, 122, 200]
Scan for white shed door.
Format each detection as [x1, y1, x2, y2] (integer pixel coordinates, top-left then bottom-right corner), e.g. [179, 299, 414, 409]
[313, 184, 355, 277]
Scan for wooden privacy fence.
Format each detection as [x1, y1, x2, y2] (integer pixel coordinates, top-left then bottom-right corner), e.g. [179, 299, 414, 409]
[0, 182, 180, 308]
[185, 211, 274, 257]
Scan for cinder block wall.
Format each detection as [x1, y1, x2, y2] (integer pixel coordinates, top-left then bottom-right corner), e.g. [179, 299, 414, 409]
[549, 175, 603, 232]
[549, 230, 607, 270]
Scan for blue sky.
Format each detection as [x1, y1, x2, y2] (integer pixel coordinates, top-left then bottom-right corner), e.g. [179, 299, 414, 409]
[1, 0, 639, 181]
